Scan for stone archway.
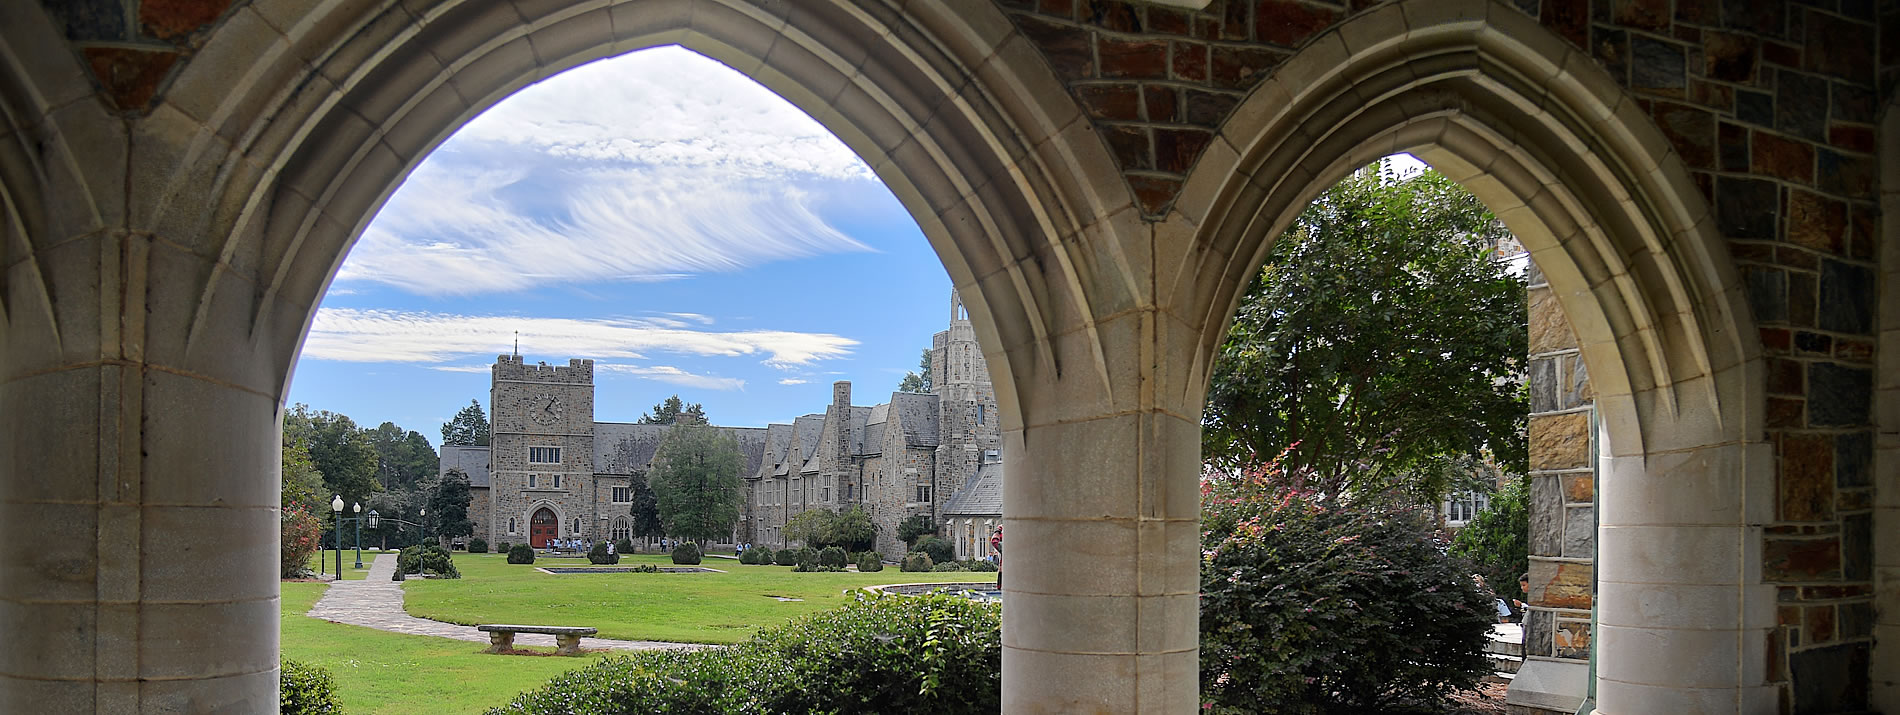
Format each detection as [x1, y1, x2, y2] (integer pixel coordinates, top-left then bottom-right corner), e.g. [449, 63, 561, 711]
[528, 506, 558, 548]
[1165, 4, 1769, 712]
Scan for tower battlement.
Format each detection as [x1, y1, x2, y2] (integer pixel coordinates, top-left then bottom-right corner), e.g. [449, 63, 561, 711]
[493, 355, 594, 384]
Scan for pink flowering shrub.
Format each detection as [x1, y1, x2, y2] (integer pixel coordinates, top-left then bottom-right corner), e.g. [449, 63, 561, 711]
[1199, 456, 1495, 713]
[281, 503, 324, 578]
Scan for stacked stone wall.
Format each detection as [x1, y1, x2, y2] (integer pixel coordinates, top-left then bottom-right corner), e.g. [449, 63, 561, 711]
[1003, 2, 1881, 707]
[1523, 261, 1599, 674]
[489, 357, 596, 544]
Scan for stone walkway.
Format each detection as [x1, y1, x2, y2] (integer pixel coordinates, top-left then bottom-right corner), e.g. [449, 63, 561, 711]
[306, 553, 703, 652]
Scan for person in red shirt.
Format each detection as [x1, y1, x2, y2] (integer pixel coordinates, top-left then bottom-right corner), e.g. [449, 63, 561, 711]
[989, 526, 1003, 590]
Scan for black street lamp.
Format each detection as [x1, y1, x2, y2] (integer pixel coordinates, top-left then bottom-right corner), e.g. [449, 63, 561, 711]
[352, 502, 364, 569]
[416, 506, 427, 577]
[330, 495, 345, 579]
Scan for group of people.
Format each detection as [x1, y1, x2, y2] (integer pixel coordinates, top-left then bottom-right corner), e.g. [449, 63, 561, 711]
[545, 537, 600, 553]
[1475, 573, 1531, 624]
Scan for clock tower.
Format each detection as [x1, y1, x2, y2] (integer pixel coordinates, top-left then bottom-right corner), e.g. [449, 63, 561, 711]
[488, 355, 596, 547]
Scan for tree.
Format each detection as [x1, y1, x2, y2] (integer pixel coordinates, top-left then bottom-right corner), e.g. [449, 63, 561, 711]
[638, 394, 706, 424]
[1203, 160, 1528, 504]
[285, 404, 382, 504]
[368, 421, 439, 492]
[440, 399, 491, 446]
[647, 421, 744, 543]
[784, 508, 837, 547]
[896, 514, 936, 547]
[281, 434, 325, 513]
[429, 469, 474, 544]
[897, 348, 933, 393]
[832, 506, 877, 552]
[628, 477, 664, 544]
[1450, 474, 1530, 603]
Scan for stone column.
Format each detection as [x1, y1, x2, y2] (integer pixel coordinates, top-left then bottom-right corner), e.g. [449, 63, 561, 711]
[1001, 308, 1201, 713]
[0, 148, 286, 713]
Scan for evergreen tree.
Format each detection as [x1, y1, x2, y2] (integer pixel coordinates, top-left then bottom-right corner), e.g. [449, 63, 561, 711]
[440, 399, 491, 446]
[428, 469, 475, 543]
[628, 477, 663, 542]
[638, 394, 707, 424]
[647, 421, 743, 543]
[368, 421, 439, 492]
[897, 348, 933, 393]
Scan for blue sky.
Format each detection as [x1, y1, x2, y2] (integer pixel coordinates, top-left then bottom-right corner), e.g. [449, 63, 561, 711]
[287, 47, 952, 435]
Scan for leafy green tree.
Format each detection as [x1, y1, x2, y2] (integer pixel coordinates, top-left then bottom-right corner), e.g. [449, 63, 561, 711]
[784, 508, 836, 547]
[281, 434, 325, 513]
[428, 469, 475, 545]
[368, 421, 439, 492]
[1203, 161, 1527, 503]
[648, 421, 744, 543]
[831, 506, 878, 552]
[897, 348, 933, 393]
[1450, 474, 1530, 603]
[285, 404, 382, 505]
[440, 399, 491, 446]
[639, 394, 706, 424]
[628, 477, 664, 544]
[896, 514, 936, 548]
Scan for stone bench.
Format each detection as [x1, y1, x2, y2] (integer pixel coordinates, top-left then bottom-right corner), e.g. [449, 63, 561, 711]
[477, 624, 598, 656]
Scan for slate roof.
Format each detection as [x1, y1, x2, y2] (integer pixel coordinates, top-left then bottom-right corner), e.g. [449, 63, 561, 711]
[941, 460, 1003, 516]
[752, 423, 793, 480]
[593, 422, 769, 476]
[890, 392, 940, 447]
[777, 414, 825, 476]
[439, 445, 491, 488]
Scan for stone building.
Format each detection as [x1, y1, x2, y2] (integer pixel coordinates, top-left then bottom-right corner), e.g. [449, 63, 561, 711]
[743, 291, 1005, 557]
[7, 2, 1896, 712]
[438, 356, 768, 547]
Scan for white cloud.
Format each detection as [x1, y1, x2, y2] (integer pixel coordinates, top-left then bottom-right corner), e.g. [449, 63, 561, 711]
[427, 365, 492, 373]
[599, 363, 745, 391]
[778, 378, 808, 385]
[303, 308, 857, 367]
[340, 47, 880, 296]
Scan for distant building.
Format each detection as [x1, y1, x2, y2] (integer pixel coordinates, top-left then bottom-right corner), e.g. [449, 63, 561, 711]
[441, 291, 1003, 556]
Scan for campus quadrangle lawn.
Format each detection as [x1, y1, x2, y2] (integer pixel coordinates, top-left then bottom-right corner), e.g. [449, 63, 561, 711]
[281, 582, 612, 714]
[403, 553, 994, 644]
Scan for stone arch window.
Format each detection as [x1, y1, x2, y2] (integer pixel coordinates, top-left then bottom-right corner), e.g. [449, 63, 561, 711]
[611, 517, 630, 542]
[508, 518, 517, 535]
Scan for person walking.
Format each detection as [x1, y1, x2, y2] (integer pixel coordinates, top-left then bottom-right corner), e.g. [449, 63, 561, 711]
[989, 526, 1003, 590]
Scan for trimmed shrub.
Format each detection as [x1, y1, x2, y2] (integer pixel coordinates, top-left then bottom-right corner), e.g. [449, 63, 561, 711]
[467, 538, 488, 554]
[959, 559, 998, 572]
[913, 535, 954, 565]
[588, 541, 620, 565]
[281, 657, 342, 714]
[774, 549, 798, 566]
[671, 541, 703, 565]
[855, 551, 883, 573]
[818, 546, 847, 568]
[615, 538, 635, 556]
[398, 543, 461, 579]
[497, 541, 511, 554]
[791, 548, 819, 572]
[737, 548, 758, 565]
[493, 592, 1000, 714]
[900, 552, 933, 572]
[506, 543, 535, 564]
[932, 562, 967, 572]
[1200, 470, 1494, 713]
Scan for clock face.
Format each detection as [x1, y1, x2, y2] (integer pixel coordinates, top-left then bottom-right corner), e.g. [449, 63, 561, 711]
[529, 395, 564, 425]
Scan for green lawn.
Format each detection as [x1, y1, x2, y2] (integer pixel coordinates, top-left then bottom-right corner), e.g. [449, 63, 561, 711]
[281, 582, 610, 714]
[403, 553, 995, 644]
[303, 549, 387, 580]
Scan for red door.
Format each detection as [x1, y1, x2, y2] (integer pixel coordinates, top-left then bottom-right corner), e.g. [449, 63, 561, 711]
[530, 508, 557, 548]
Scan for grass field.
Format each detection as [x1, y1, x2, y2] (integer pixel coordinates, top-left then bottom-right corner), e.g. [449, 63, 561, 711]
[403, 553, 994, 644]
[281, 582, 610, 714]
[302, 549, 384, 580]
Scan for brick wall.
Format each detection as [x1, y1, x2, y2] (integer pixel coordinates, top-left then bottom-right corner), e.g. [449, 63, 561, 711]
[1002, 1, 1881, 708]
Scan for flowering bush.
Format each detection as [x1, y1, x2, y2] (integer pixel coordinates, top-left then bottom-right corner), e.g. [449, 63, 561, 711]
[1200, 458, 1495, 713]
[281, 504, 324, 578]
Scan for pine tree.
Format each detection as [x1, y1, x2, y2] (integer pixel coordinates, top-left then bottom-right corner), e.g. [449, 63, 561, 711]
[440, 399, 491, 446]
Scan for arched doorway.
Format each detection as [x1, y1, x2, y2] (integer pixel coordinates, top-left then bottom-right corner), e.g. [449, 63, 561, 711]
[529, 508, 558, 549]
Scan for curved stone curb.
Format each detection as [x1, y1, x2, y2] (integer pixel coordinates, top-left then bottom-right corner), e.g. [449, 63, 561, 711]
[305, 554, 708, 653]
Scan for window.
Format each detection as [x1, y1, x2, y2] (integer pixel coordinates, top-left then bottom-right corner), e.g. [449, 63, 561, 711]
[552, 474, 563, 489]
[508, 518, 517, 534]
[843, 483, 853, 500]
[977, 404, 984, 425]
[528, 474, 538, 488]
[983, 449, 1000, 463]
[572, 520, 581, 535]
[915, 485, 933, 503]
[612, 486, 632, 503]
[529, 446, 561, 463]
[1443, 491, 1490, 526]
[611, 517, 630, 541]
[822, 487, 830, 502]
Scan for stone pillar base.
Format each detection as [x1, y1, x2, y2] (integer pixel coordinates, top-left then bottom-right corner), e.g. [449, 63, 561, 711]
[1506, 658, 1588, 713]
[484, 632, 515, 654]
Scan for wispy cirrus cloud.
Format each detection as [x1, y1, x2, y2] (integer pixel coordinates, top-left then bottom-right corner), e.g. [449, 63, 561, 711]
[778, 378, 808, 385]
[303, 308, 856, 368]
[598, 363, 745, 391]
[342, 46, 878, 296]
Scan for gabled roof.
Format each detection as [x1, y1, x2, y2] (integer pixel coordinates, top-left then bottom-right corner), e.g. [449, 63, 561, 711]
[775, 414, 825, 476]
[439, 445, 491, 488]
[752, 423, 793, 480]
[593, 421, 769, 476]
[941, 460, 1003, 516]
[889, 392, 940, 447]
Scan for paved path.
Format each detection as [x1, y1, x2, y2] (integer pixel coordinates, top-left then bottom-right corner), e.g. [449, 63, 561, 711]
[306, 553, 703, 652]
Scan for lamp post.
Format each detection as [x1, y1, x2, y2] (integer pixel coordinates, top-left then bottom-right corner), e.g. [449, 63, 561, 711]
[416, 506, 427, 577]
[331, 495, 345, 579]
[352, 502, 364, 569]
